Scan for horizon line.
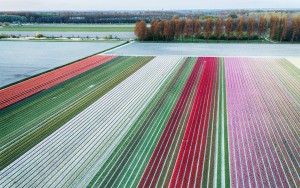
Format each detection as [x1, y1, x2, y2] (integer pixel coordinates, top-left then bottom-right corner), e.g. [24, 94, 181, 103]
[1, 8, 300, 12]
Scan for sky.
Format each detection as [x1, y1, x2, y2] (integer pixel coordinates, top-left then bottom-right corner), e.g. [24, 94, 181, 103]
[0, 0, 299, 11]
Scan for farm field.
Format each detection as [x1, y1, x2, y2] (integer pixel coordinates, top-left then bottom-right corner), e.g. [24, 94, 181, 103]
[0, 24, 135, 39]
[0, 40, 126, 87]
[0, 55, 299, 187]
[0, 24, 135, 32]
[0, 55, 115, 109]
[0, 31, 135, 39]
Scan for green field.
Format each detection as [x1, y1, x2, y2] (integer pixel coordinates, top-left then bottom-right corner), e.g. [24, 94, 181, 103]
[0, 24, 135, 32]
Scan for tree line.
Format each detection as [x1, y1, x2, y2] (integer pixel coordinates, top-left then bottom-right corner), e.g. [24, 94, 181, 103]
[135, 15, 300, 42]
[0, 11, 192, 24]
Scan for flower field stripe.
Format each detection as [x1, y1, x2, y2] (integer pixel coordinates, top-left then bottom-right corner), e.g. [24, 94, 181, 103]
[251, 58, 300, 181]
[0, 56, 127, 166]
[189, 57, 217, 188]
[87, 62, 185, 187]
[119, 60, 199, 186]
[88, 57, 196, 188]
[0, 55, 299, 187]
[138, 57, 204, 187]
[158, 58, 202, 187]
[248, 58, 295, 186]
[271, 58, 300, 112]
[91, 57, 188, 188]
[0, 55, 151, 172]
[265, 59, 300, 145]
[201, 58, 230, 188]
[0, 55, 171, 187]
[11, 56, 180, 188]
[0, 55, 115, 109]
[247, 58, 300, 181]
[0, 56, 136, 142]
[225, 57, 300, 187]
[0, 56, 182, 187]
[112, 57, 193, 187]
[222, 58, 231, 188]
[227, 57, 277, 187]
[229, 57, 258, 188]
[0, 56, 152, 170]
[64, 57, 184, 188]
[201, 59, 219, 188]
[169, 57, 218, 187]
[112, 58, 193, 188]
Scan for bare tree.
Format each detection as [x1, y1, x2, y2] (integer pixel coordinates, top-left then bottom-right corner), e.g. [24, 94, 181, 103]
[179, 19, 186, 40]
[280, 16, 288, 41]
[270, 15, 279, 40]
[158, 20, 165, 40]
[163, 20, 174, 41]
[215, 17, 223, 40]
[237, 17, 244, 39]
[150, 19, 159, 40]
[134, 20, 147, 41]
[225, 17, 233, 39]
[204, 18, 213, 40]
[291, 16, 300, 42]
[184, 18, 194, 39]
[174, 19, 181, 40]
[247, 17, 256, 39]
[258, 16, 267, 38]
[193, 19, 201, 38]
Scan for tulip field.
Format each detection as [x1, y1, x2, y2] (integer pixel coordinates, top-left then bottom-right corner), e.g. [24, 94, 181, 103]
[0, 55, 115, 109]
[0, 55, 299, 187]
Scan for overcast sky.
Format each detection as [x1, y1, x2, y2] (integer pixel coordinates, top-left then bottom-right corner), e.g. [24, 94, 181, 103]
[0, 0, 299, 11]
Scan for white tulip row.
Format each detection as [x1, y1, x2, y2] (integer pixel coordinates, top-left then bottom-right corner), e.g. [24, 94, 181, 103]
[0, 56, 184, 188]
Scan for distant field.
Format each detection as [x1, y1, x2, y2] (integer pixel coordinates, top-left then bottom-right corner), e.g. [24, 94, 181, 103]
[0, 24, 135, 32]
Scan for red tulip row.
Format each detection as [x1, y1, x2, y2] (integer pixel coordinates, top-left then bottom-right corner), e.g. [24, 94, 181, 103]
[0, 55, 115, 109]
[169, 57, 218, 187]
[138, 57, 220, 187]
[138, 57, 205, 187]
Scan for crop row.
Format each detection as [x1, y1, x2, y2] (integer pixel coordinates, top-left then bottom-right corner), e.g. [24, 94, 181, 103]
[0, 56, 298, 187]
[0, 56, 183, 187]
[0, 56, 153, 169]
[88, 57, 197, 187]
[0, 55, 115, 109]
[226, 57, 299, 188]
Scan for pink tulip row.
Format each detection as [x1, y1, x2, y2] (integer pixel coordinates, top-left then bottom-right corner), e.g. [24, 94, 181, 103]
[225, 57, 299, 188]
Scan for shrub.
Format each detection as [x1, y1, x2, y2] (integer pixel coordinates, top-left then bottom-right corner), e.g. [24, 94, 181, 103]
[0, 33, 9, 39]
[35, 33, 45, 38]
